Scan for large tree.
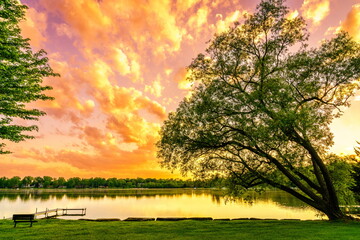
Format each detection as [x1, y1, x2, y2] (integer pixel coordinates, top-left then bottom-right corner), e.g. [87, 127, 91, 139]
[0, 0, 58, 153]
[157, 0, 360, 220]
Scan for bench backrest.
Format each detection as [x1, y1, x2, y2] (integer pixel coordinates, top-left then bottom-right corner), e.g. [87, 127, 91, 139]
[13, 214, 35, 220]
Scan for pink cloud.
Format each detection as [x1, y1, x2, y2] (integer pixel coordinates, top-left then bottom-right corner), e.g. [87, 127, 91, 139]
[20, 7, 47, 48]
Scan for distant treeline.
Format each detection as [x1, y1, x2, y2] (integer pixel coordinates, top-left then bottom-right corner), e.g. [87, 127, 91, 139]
[0, 176, 225, 189]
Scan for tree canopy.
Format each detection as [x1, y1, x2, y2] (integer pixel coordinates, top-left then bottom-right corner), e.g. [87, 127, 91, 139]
[157, 0, 360, 220]
[0, 0, 58, 153]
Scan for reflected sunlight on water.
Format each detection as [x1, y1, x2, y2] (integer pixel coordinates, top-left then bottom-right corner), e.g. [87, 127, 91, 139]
[0, 189, 324, 220]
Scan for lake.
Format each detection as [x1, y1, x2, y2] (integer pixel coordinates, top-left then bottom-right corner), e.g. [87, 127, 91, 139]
[0, 189, 324, 220]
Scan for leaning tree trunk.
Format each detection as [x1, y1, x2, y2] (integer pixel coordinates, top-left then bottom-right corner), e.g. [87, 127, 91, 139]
[317, 199, 356, 221]
[276, 182, 351, 221]
[250, 160, 352, 221]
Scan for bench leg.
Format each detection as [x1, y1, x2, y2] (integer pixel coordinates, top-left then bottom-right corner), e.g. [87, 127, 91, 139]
[30, 221, 33, 227]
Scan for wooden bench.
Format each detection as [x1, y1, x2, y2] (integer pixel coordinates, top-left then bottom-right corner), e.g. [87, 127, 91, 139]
[13, 214, 37, 227]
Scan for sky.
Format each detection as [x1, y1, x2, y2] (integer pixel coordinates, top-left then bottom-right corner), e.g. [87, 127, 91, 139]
[1, 0, 360, 178]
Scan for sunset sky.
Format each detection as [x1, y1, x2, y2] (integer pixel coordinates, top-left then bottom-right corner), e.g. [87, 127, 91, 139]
[2, 0, 359, 178]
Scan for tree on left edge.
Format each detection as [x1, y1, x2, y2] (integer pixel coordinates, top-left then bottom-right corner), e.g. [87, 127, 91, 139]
[0, 0, 59, 154]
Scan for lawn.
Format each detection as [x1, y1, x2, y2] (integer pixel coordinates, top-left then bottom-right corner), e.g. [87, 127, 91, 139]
[1, 219, 360, 240]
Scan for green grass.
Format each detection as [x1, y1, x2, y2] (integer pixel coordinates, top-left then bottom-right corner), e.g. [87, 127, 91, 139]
[1, 219, 360, 240]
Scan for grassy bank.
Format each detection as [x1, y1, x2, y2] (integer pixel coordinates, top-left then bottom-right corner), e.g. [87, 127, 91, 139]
[1, 219, 360, 240]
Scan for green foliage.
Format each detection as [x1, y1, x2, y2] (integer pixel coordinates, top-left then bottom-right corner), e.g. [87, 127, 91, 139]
[0, 0, 59, 154]
[6, 176, 20, 188]
[157, 0, 360, 220]
[0, 176, 224, 189]
[326, 155, 356, 205]
[350, 145, 360, 197]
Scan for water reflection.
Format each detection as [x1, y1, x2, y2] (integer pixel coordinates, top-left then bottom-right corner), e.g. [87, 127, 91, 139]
[0, 189, 322, 220]
[0, 189, 225, 201]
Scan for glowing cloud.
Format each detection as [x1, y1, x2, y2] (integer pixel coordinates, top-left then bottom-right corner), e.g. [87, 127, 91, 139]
[174, 68, 194, 90]
[213, 10, 243, 34]
[19, 7, 47, 48]
[301, 0, 330, 26]
[145, 77, 165, 98]
[339, 4, 360, 42]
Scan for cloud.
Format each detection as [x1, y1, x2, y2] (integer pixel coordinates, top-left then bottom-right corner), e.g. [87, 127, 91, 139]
[2, 129, 169, 178]
[176, 0, 201, 12]
[32, 57, 95, 125]
[326, 4, 360, 43]
[174, 68, 193, 90]
[80, 126, 138, 153]
[212, 10, 243, 34]
[339, 4, 360, 42]
[145, 77, 165, 97]
[55, 23, 73, 39]
[40, 0, 111, 47]
[71, 58, 167, 146]
[188, 6, 209, 29]
[0, 157, 92, 178]
[111, 48, 131, 76]
[286, 10, 299, 20]
[0, 152, 178, 178]
[19, 7, 47, 48]
[30, 51, 167, 161]
[301, 0, 330, 26]
[82, 59, 166, 120]
[41, 0, 186, 55]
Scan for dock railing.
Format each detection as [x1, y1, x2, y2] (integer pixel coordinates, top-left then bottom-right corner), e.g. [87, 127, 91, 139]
[34, 208, 86, 219]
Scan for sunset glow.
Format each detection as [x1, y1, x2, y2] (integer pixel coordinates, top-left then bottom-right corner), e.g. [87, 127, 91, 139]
[2, 0, 359, 178]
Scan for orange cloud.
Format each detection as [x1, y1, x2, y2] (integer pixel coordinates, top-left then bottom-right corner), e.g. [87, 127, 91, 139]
[145, 77, 164, 98]
[188, 6, 209, 30]
[40, 0, 111, 46]
[339, 4, 360, 42]
[326, 4, 360, 43]
[86, 67, 167, 120]
[176, 0, 201, 12]
[32, 57, 95, 125]
[19, 7, 47, 48]
[2, 131, 169, 178]
[301, 0, 330, 26]
[212, 10, 243, 34]
[0, 158, 92, 178]
[107, 47, 143, 83]
[174, 68, 194, 90]
[286, 10, 299, 20]
[41, 0, 186, 55]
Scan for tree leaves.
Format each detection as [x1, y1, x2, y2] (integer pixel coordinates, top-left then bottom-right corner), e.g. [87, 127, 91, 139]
[0, 0, 59, 154]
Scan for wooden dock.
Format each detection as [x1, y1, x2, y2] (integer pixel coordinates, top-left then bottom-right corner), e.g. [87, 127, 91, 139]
[34, 208, 86, 219]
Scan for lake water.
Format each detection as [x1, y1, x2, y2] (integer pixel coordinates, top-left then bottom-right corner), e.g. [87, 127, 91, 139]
[0, 189, 324, 220]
